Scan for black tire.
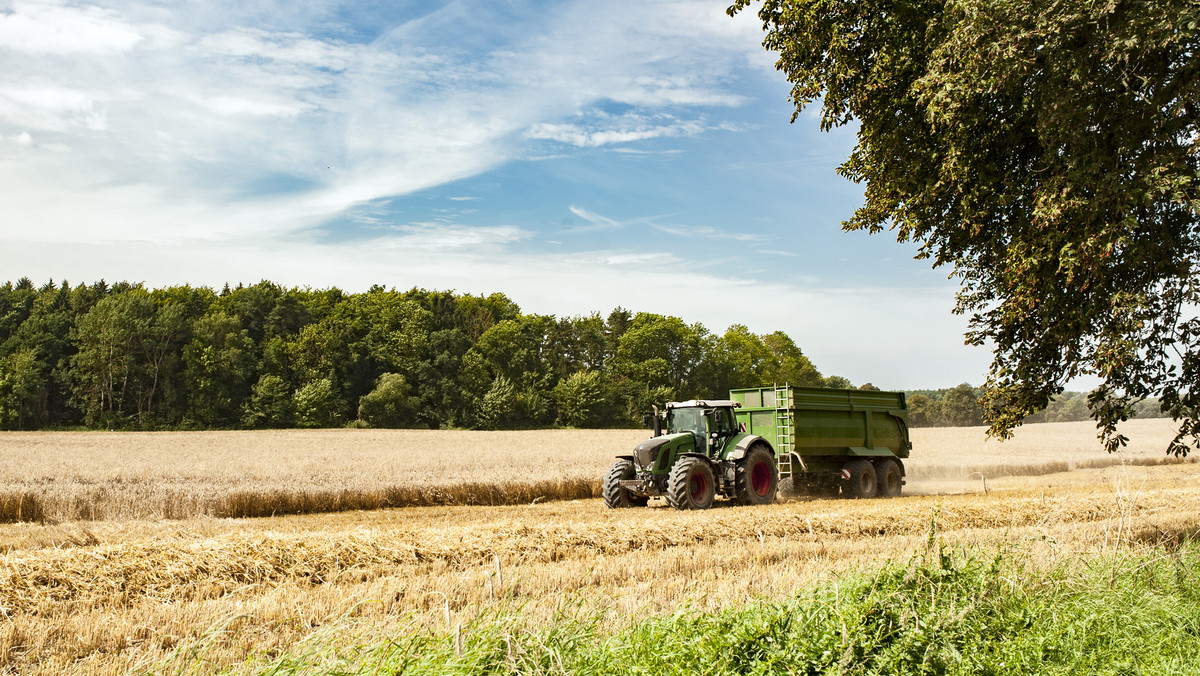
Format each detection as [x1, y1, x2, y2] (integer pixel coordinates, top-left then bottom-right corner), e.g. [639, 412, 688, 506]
[735, 446, 778, 505]
[877, 458, 903, 498]
[666, 457, 716, 510]
[844, 459, 878, 499]
[602, 459, 648, 508]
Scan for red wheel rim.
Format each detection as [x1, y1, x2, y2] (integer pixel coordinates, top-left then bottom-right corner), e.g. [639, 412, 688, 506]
[689, 472, 708, 502]
[751, 461, 771, 496]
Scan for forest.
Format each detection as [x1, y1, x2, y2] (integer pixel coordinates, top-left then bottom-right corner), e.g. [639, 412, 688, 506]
[0, 277, 844, 431]
[0, 278, 1164, 431]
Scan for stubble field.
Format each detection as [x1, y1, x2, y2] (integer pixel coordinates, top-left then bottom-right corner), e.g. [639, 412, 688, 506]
[1, 418, 1199, 673]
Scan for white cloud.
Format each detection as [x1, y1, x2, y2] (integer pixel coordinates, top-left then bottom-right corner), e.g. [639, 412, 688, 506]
[0, 0, 144, 54]
[652, 223, 769, 242]
[0, 84, 107, 131]
[526, 117, 705, 148]
[203, 95, 314, 118]
[377, 223, 531, 251]
[564, 205, 624, 232]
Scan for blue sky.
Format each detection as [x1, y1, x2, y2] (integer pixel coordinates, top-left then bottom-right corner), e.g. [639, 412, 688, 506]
[0, 0, 993, 389]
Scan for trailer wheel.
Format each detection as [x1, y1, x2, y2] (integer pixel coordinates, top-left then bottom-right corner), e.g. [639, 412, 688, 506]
[735, 446, 778, 505]
[877, 459, 903, 498]
[602, 459, 648, 508]
[666, 457, 716, 510]
[844, 459, 878, 499]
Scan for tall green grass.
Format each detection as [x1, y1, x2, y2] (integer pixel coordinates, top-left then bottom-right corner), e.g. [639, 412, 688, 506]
[160, 542, 1200, 675]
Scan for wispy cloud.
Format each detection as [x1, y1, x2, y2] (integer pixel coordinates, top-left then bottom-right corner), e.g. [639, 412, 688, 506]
[652, 223, 770, 243]
[526, 114, 705, 148]
[564, 205, 625, 232]
[1, 0, 775, 245]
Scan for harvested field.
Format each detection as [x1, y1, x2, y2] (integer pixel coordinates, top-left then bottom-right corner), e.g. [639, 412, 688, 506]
[2, 459, 1200, 674]
[0, 419, 1191, 522]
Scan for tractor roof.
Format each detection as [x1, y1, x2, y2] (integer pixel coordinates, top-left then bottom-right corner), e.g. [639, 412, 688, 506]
[665, 399, 741, 409]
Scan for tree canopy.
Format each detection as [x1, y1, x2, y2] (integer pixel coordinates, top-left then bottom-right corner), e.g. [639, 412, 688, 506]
[0, 279, 846, 431]
[730, 0, 1200, 453]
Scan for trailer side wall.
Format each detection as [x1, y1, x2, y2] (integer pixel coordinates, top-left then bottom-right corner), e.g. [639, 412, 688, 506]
[731, 386, 911, 460]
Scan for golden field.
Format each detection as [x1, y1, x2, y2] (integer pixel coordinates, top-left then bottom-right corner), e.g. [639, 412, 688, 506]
[1, 418, 1198, 673]
[0, 418, 1190, 522]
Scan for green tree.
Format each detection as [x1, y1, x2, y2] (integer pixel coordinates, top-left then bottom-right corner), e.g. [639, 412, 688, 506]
[358, 373, 419, 428]
[242, 374, 294, 428]
[822, 375, 852, 390]
[293, 378, 343, 428]
[614, 313, 707, 397]
[942, 384, 984, 427]
[476, 375, 518, 431]
[762, 331, 824, 387]
[0, 348, 45, 430]
[731, 0, 1200, 454]
[183, 312, 256, 427]
[553, 370, 608, 428]
[907, 393, 940, 427]
[700, 325, 774, 396]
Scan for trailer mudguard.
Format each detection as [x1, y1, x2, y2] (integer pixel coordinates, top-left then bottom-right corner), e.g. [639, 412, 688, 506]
[722, 433, 773, 461]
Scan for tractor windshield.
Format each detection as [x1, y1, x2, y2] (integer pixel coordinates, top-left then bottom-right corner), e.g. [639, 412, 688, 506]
[666, 407, 707, 439]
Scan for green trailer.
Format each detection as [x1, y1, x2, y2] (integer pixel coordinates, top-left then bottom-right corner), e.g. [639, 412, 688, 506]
[602, 384, 912, 510]
[730, 385, 911, 498]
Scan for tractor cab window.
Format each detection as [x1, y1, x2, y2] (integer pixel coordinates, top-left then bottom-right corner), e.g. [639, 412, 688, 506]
[666, 407, 706, 440]
[713, 408, 736, 435]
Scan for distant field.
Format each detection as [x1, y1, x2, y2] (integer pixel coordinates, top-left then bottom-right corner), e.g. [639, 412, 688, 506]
[0, 419, 1191, 522]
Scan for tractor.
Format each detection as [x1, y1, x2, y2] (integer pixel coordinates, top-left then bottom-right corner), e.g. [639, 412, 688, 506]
[602, 398, 777, 510]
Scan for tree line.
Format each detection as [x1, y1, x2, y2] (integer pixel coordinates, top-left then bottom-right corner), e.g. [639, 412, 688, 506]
[906, 385, 1167, 428]
[0, 278, 849, 431]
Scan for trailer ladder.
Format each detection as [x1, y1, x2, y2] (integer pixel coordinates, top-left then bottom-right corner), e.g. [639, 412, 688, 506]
[773, 383, 796, 479]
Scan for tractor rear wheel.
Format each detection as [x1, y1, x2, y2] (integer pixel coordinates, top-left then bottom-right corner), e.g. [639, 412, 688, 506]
[602, 458, 648, 508]
[844, 459, 878, 499]
[666, 457, 716, 510]
[877, 458, 903, 498]
[735, 446, 778, 505]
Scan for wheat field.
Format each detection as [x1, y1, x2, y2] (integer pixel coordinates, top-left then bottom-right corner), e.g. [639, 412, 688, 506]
[0, 418, 1190, 522]
[2, 419, 1199, 673]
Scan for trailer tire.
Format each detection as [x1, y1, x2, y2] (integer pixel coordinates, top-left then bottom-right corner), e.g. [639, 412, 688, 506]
[844, 459, 878, 499]
[877, 459, 903, 498]
[735, 446, 778, 505]
[666, 457, 716, 510]
[602, 458, 648, 508]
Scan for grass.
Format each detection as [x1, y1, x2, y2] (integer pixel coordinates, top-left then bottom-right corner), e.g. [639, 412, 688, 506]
[0, 419, 1191, 522]
[159, 540, 1200, 675]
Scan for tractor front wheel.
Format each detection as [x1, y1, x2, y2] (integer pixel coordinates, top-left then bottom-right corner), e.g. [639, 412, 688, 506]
[735, 446, 778, 505]
[844, 459, 878, 499]
[602, 458, 648, 508]
[666, 457, 716, 510]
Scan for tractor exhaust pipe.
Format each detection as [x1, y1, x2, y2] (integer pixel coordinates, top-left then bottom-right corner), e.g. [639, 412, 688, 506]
[652, 405, 662, 437]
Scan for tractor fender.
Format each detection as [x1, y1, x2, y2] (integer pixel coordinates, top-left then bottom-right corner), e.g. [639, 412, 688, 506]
[614, 455, 635, 462]
[724, 434, 773, 462]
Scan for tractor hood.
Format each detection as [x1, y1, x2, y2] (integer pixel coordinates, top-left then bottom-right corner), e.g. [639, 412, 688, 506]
[632, 433, 692, 470]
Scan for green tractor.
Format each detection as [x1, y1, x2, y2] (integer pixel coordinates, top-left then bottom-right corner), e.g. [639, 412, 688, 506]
[602, 398, 778, 510]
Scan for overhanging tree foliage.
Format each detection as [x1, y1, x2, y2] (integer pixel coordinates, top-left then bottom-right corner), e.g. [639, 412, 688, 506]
[730, 0, 1200, 453]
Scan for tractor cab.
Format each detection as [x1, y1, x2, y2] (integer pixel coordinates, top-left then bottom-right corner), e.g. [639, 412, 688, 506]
[663, 400, 741, 456]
